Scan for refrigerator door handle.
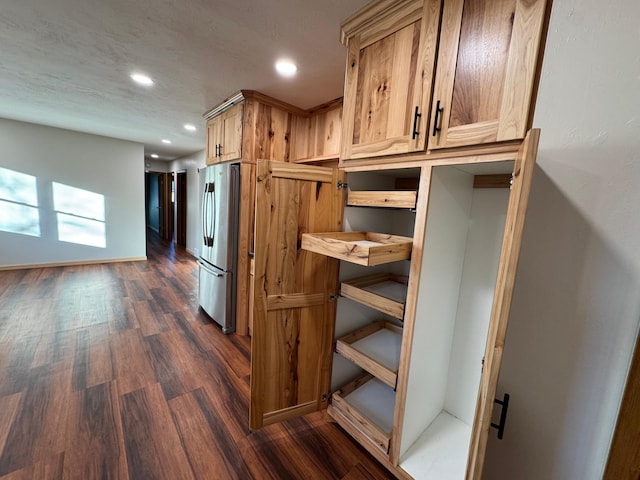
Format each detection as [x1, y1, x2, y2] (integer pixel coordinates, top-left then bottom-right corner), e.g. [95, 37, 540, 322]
[202, 183, 208, 245]
[202, 183, 216, 247]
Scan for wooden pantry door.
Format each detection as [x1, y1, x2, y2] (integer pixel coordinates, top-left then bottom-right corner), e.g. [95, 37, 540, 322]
[250, 160, 345, 429]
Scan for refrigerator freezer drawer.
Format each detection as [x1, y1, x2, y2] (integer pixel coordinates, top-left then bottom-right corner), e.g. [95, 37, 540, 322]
[198, 260, 235, 334]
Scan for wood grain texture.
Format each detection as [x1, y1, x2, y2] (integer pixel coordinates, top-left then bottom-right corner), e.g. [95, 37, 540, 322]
[301, 232, 413, 266]
[341, 0, 441, 161]
[430, 0, 548, 149]
[0, 229, 393, 480]
[347, 190, 417, 209]
[250, 160, 345, 429]
[340, 273, 408, 319]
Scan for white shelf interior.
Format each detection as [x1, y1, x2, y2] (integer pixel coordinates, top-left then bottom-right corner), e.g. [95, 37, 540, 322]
[361, 279, 407, 304]
[400, 411, 471, 480]
[342, 377, 396, 434]
[399, 164, 511, 468]
[349, 327, 402, 372]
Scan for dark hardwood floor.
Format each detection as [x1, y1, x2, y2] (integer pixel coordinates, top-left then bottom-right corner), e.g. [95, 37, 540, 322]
[0, 231, 395, 480]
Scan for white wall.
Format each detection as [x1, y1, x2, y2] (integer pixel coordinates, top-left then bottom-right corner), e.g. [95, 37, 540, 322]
[484, 0, 640, 478]
[169, 150, 206, 257]
[0, 118, 146, 267]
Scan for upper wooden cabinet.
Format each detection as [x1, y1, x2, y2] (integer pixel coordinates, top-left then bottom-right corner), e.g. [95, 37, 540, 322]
[291, 98, 343, 163]
[340, 0, 549, 161]
[340, 0, 442, 160]
[206, 102, 243, 165]
[429, 0, 548, 149]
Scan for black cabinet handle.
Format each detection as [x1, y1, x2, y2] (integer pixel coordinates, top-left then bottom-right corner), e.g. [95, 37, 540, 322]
[432, 100, 443, 136]
[215, 144, 219, 157]
[218, 144, 223, 156]
[491, 393, 510, 440]
[412, 106, 421, 140]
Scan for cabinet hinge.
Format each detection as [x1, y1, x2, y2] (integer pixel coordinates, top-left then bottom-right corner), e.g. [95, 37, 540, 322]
[337, 180, 348, 190]
[321, 393, 329, 402]
[481, 356, 485, 372]
[329, 294, 340, 301]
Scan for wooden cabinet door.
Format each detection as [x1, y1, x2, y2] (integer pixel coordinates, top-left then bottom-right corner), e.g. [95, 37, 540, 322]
[220, 103, 243, 162]
[428, 0, 548, 150]
[466, 129, 540, 479]
[250, 160, 345, 429]
[206, 117, 221, 165]
[340, 0, 441, 161]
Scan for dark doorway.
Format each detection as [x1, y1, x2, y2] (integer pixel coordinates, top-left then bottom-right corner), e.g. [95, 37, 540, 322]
[145, 171, 173, 242]
[176, 171, 187, 247]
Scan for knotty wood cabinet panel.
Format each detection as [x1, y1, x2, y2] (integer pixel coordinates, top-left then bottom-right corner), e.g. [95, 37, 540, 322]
[206, 103, 243, 165]
[249, 160, 345, 429]
[340, 0, 442, 161]
[428, 0, 548, 149]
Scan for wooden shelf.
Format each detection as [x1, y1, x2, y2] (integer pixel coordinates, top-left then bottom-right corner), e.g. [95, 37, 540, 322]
[347, 190, 417, 209]
[329, 374, 396, 454]
[301, 232, 412, 266]
[336, 321, 402, 388]
[341, 273, 408, 319]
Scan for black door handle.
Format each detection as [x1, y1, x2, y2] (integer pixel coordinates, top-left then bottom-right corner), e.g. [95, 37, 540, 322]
[491, 393, 510, 440]
[412, 106, 421, 140]
[432, 100, 443, 136]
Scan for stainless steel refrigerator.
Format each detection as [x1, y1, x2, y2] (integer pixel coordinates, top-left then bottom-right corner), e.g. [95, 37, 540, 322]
[198, 162, 239, 333]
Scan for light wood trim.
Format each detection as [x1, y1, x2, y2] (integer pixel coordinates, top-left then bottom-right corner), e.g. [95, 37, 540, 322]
[262, 401, 318, 426]
[347, 190, 417, 209]
[266, 293, 326, 311]
[473, 174, 512, 189]
[332, 382, 391, 453]
[389, 165, 432, 465]
[336, 321, 403, 388]
[442, 120, 500, 148]
[341, 273, 408, 319]
[427, 0, 464, 149]
[301, 232, 413, 266]
[497, 0, 548, 140]
[466, 129, 540, 479]
[327, 405, 413, 480]
[235, 163, 255, 336]
[242, 90, 308, 117]
[340, 35, 360, 161]
[350, 135, 413, 159]
[0, 257, 147, 271]
[306, 97, 344, 115]
[269, 162, 335, 183]
[293, 154, 340, 165]
[340, 0, 423, 46]
[340, 140, 522, 171]
[604, 329, 640, 479]
[203, 90, 308, 119]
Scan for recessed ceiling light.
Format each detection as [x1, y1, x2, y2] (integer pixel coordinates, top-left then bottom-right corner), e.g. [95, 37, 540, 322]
[151, 154, 159, 159]
[184, 124, 197, 132]
[275, 59, 297, 77]
[161, 139, 172, 144]
[130, 73, 154, 86]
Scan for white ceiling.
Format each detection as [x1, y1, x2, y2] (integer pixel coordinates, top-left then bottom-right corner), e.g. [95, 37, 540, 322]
[0, 0, 370, 160]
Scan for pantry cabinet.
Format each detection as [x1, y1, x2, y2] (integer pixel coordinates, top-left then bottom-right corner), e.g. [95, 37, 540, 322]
[340, 0, 548, 163]
[250, 129, 540, 479]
